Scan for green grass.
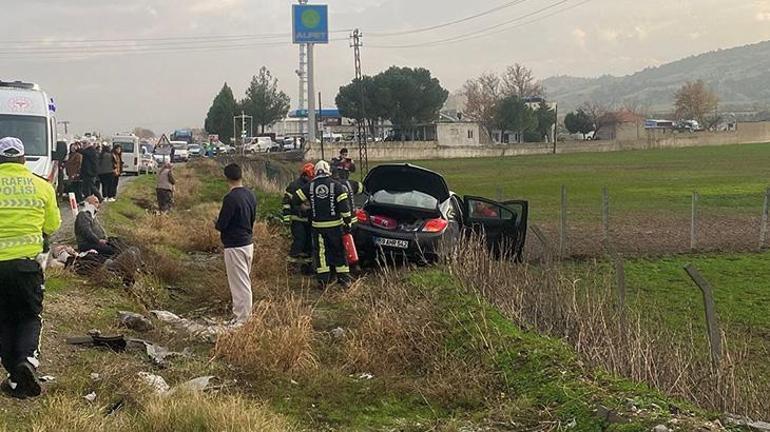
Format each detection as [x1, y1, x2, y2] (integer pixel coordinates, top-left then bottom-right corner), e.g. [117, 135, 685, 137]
[414, 142, 770, 221]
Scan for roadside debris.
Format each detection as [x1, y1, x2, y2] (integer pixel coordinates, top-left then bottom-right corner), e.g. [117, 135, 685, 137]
[118, 311, 154, 332]
[150, 310, 228, 342]
[170, 376, 215, 395]
[330, 327, 345, 339]
[724, 414, 770, 431]
[67, 331, 188, 367]
[137, 372, 170, 394]
[84, 392, 97, 402]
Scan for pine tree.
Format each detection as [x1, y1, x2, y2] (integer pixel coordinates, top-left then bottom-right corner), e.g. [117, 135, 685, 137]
[204, 83, 238, 144]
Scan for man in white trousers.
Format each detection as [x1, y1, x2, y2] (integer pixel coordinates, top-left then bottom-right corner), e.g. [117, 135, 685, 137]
[215, 163, 257, 325]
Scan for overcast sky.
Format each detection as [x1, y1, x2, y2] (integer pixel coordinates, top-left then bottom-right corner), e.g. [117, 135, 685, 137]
[2, 0, 768, 135]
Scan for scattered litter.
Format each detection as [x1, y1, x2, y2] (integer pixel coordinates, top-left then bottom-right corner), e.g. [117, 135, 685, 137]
[84, 392, 97, 402]
[90, 373, 101, 381]
[66, 332, 127, 352]
[127, 338, 188, 368]
[138, 372, 170, 394]
[169, 376, 215, 395]
[653, 425, 670, 432]
[39, 375, 55, 382]
[724, 414, 770, 431]
[351, 372, 374, 380]
[330, 327, 345, 339]
[290, 379, 299, 385]
[565, 419, 577, 429]
[118, 311, 154, 332]
[150, 310, 227, 342]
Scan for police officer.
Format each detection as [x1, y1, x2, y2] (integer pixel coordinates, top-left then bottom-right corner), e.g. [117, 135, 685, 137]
[282, 163, 314, 267]
[0, 137, 61, 399]
[293, 160, 353, 288]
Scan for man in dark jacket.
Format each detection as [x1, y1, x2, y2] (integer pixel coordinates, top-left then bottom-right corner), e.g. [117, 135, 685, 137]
[282, 163, 314, 266]
[215, 163, 258, 325]
[97, 145, 113, 200]
[79, 141, 102, 202]
[292, 160, 353, 288]
[331, 148, 356, 180]
[74, 196, 116, 257]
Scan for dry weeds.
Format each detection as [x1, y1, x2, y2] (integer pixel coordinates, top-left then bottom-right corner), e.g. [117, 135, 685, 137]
[215, 295, 318, 377]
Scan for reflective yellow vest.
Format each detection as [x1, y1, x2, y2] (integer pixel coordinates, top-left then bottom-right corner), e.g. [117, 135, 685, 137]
[0, 163, 61, 261]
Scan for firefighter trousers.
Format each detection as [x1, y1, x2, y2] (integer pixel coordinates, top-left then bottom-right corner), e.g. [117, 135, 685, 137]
[289, 221, 312, 261]
[0, 259, 44, 378]
[312, 227, 350, 285]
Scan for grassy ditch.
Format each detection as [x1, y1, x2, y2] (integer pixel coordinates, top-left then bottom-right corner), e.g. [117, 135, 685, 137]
[1, 158, 733, 431]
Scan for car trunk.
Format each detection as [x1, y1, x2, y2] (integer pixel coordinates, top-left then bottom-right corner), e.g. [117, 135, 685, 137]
[362, 202, 440, 232]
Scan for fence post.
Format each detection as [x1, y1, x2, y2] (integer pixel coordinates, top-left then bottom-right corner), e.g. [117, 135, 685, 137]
[530, 225, 553, 264]
[602, 187, 610, 251]
[690, 192, 699, 251]
[760, 188, 769, 250]
[559, 185, 567, 258]
[684, 264, 721, 369]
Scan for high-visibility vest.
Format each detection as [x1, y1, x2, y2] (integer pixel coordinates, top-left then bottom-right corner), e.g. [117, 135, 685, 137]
[0, 163, 61, 261]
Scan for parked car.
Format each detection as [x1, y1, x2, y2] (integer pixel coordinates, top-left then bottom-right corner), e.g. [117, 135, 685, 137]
[188, 143, 203, 157]
[352, 164, 528, 264]
[171, 141, 189, 162]
[245, 137, 274, 153]
[215, 143, 236, 155]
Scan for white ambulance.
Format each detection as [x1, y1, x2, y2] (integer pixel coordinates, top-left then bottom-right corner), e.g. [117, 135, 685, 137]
[0, 80, 66, 185]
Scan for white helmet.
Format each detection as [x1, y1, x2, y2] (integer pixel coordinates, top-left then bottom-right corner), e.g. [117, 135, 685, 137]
[314, 160, 331, 176]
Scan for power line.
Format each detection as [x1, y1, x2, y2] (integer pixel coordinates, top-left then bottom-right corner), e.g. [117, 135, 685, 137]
[368, 0, 590, 49]
[366, 0, 533, 37]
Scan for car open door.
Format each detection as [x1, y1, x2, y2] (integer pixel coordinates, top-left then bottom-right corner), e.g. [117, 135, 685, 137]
[462, 196, 529, 262]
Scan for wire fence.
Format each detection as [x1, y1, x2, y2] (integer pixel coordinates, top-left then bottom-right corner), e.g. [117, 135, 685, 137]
[525, 186, 770, 261]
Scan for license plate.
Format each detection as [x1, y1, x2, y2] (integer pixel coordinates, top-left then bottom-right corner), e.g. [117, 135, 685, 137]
[373, 237, 409, 249]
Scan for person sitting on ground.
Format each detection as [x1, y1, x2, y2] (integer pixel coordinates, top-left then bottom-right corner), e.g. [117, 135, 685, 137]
[74, 196, 118, 258]
[156, 162, 176, 213]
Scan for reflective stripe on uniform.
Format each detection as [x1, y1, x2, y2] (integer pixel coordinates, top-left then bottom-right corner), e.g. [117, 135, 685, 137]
[284, 191, 293, 198]
[282, 204, 291, 209]
[335, 265, 350, 274]
[317, 234, 329, 274]
[340, 211, 352, 218]
[0, 234, 43, 251]
[296, 189, 308, 202]
[312, 219, 343, 229]
[0, 199, 45, 209]
[336, 193, 349, 203]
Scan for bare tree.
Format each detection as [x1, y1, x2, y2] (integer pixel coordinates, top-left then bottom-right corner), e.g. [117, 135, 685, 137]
[580, 101, 618, 136]
[462, 72, 502, 143]
[674, 80, 719, 125]
[502, 64, 543, 98]
[132, 127, 156, 139]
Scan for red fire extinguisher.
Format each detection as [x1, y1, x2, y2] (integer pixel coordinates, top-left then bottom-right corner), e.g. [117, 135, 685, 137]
[342, 233, 359, 265]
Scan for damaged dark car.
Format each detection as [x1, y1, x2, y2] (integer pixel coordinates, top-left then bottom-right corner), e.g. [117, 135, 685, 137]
[352, 163, 528, 264]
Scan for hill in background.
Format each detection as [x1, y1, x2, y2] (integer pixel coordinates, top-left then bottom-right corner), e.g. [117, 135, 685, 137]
[542, 40, 770, 114]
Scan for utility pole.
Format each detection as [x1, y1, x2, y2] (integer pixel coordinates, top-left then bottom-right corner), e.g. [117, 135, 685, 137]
[233, 111, 253, 154]
[296, 0, 308, 137]
[318, 92, 325, 160]
[552, 102, 558, 154]
[57, 121, 70, 135]
[350, 28, 369, 175]
[307, 43, 317, 146]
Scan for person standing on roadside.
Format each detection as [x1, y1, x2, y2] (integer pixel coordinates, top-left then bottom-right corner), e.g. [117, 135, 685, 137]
[0, 137, 61, 399]
[110, 144, 123, 201]
[331, 148, 356, 181]
[78, 140, 102, 202]
[97, 145, 113, 201]
[64, 142, 83, 203]
[215, 163, 257, 325]
[282, 163, 314, 268]
[156, 162, 175, 213]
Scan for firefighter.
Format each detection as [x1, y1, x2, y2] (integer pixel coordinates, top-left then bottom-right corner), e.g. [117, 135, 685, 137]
[282, 163, 314, 268]
[331, 167, 364, 222]
[0, 137, 61, 399]
[293, 160, 353, 288]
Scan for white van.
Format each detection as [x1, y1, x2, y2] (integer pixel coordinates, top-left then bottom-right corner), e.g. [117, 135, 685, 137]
[0, 80, 66, 185]
[112, 133, 152, 175]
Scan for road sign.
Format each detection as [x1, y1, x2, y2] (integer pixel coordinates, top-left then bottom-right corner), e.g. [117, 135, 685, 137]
[292, 4, 328, 44]
[156, 134, 171, 147]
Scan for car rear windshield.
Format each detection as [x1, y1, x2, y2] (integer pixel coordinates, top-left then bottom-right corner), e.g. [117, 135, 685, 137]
[370, 190, 438, 210]
[0, 114, 47, 156]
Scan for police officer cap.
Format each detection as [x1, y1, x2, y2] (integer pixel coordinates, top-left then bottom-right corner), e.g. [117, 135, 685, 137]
[0, 137, 24, 157]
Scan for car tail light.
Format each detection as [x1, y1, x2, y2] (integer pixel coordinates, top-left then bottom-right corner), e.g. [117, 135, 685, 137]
[422, 218, 449, 233]
[370, 215, 397, 230]
[356, 209, 369, 224]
